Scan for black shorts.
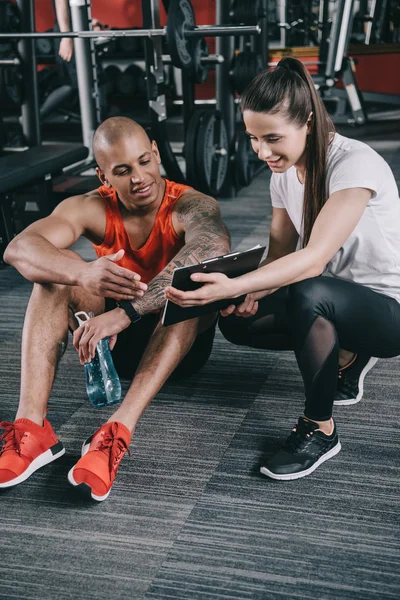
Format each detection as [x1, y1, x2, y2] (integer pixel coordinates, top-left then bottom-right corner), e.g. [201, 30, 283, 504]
[105, 299, 216, 381]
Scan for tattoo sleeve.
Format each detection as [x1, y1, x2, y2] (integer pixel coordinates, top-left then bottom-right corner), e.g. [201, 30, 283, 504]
[131, 194, 231, 315]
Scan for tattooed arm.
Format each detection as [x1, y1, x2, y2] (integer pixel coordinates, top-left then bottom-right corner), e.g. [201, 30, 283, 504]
[131, 192, 231, 315]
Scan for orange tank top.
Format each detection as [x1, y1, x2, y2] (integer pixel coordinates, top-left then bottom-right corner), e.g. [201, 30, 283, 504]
[93, 179, 190, 284]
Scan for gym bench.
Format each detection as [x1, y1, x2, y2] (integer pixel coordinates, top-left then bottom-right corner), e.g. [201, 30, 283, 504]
[0, 143, 88, 265]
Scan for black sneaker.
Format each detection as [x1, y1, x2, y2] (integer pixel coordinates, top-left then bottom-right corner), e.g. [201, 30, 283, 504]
[260, 417, 341, 481]
[334, 356, 378, 406]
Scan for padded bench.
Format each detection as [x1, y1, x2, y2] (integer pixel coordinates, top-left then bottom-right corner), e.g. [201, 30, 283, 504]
[0, 143, 88, 264]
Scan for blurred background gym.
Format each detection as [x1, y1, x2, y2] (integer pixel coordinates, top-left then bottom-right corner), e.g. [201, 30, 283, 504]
[0, 1, 399, 599]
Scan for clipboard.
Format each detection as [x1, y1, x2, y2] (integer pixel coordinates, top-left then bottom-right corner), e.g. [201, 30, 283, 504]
[161, 244, 266, 326]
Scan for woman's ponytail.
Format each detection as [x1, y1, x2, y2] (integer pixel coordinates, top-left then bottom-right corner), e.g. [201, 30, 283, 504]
[241, 58, 335, 246]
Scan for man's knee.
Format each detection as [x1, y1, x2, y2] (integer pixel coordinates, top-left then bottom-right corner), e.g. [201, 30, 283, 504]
[32, 281, 71, 299]
[31, 250, 83, 301]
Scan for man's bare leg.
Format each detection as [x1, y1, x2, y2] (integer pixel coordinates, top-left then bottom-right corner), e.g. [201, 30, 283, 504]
[16, 252, 104, 426]
[109, 314, 216, 432]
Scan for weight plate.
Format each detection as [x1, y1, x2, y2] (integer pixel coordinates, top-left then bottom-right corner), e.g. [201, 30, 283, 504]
[5, 67, 24, 104]
[126, 64, 147, 97]
[191, 38, 209, 84]
[167, 0, 195, 69]
[0, 2, 21, 34]
[236, 131, 256, 187]
[36, 37, 53, 56]
[0, 114, 6, 151]
[230, 0, 260, 25]
[116, 65, 146, 97]
[118, 35, 139, 56]
[184, 109, 204, 189]
[232, 51, 264, 95]
[195, 110, 228, 196]
[102, 65, 120, 96]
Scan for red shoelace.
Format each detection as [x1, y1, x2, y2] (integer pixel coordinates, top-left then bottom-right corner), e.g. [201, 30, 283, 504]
[94, 424, 130, 474]
[0, 422, 25, 456]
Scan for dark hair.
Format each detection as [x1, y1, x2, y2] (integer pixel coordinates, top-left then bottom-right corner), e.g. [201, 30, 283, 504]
[241, 57, 335, 247]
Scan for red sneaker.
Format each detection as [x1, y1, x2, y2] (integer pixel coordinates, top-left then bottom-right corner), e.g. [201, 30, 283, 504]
[0, 418, 65, 488]
[67, 421, 131, 502]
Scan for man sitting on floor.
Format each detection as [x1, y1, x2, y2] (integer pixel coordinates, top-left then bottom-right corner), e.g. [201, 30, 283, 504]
[0, 117, 230, 502]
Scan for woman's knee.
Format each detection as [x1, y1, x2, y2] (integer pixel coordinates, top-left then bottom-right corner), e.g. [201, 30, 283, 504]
[288, 277, 332, 315]
[219, 315, 251, 346]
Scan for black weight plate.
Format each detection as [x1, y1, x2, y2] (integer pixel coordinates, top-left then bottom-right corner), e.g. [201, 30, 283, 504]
[116, 65, 145, 97]
[118, 35, 138, 56]
[230, 0, 260, 24]
[4, 67, 24, 104]
[0, 1, 21, 33]
[167, 0, 195, 69]
[102, 65, 120, 96]
[184, 109, 204, 188]
[236, 131, 255, 187]
[232, 51, 264, 95]
[36, 37, 53, 56]
[0, 115, 6, 151]
[126, 65, 147, 97]
[0, 42, 13, 58]
[195, 110, 228, 196]
[116, 71, 134, 96]
[191, 38, 209, 84]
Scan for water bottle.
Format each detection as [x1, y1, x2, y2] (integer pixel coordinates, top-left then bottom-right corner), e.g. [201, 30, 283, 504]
[75, 311, 122, 408]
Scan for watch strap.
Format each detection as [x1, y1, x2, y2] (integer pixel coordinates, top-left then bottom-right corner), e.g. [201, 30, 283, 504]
[117, 300, 142, 323]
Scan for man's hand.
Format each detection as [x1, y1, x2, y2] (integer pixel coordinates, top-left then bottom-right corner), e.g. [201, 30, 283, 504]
[220, 288, 279, 318]
[78, 249, 148, 300]
[59, 37, 74, 62]
[73, 308, 131, 364]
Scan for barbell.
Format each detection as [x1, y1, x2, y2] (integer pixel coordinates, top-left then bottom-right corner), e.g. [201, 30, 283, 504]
[0, 0, 260, 71]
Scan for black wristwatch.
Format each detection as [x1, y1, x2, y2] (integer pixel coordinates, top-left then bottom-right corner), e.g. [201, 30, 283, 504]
[117, 300, 142, 324]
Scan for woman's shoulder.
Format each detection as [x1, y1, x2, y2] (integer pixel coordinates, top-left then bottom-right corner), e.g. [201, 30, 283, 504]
[328, 133, 388, 174]
[329, 133, 382, 162]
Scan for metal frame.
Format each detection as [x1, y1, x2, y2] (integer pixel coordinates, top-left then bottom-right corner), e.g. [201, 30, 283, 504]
[69, 0, 99, 156]
[17, 0, 40, 147]
[216, 0, 235, 196]
[0, 26, 261, 40]
[325, 0, 355, 79]
[142, 0, 185, 183]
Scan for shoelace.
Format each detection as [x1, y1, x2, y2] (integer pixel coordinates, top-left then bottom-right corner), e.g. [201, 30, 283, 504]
[0, 421, 25, 456]
[283, 419, 317, 453]
[95, 424, 130, 474]
[337, 369, 358, 394]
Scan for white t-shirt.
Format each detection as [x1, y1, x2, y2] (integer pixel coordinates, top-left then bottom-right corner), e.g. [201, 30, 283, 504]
[270, 133, 400, 303]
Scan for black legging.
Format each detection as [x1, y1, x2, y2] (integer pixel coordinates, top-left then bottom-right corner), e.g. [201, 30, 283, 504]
[219, 276, 400, 420]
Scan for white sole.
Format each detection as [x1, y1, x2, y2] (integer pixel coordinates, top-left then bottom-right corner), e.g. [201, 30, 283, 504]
[0, 442, 65, 489]
[67, 438, 110, 502]
[334, 357, 378, 406]
[260, 440, 342, 481]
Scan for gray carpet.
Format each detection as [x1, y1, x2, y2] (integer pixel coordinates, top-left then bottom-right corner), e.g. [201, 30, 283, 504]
[1, 130, 400, 600]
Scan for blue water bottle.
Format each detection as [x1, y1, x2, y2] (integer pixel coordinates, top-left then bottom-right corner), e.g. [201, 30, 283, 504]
[75, 311, 122, 408]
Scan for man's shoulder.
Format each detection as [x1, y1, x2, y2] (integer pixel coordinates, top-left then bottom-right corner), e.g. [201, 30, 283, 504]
[53, 189, 107, 242]
[173, 188, 219, 214]
[59, 188, 107, 212]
